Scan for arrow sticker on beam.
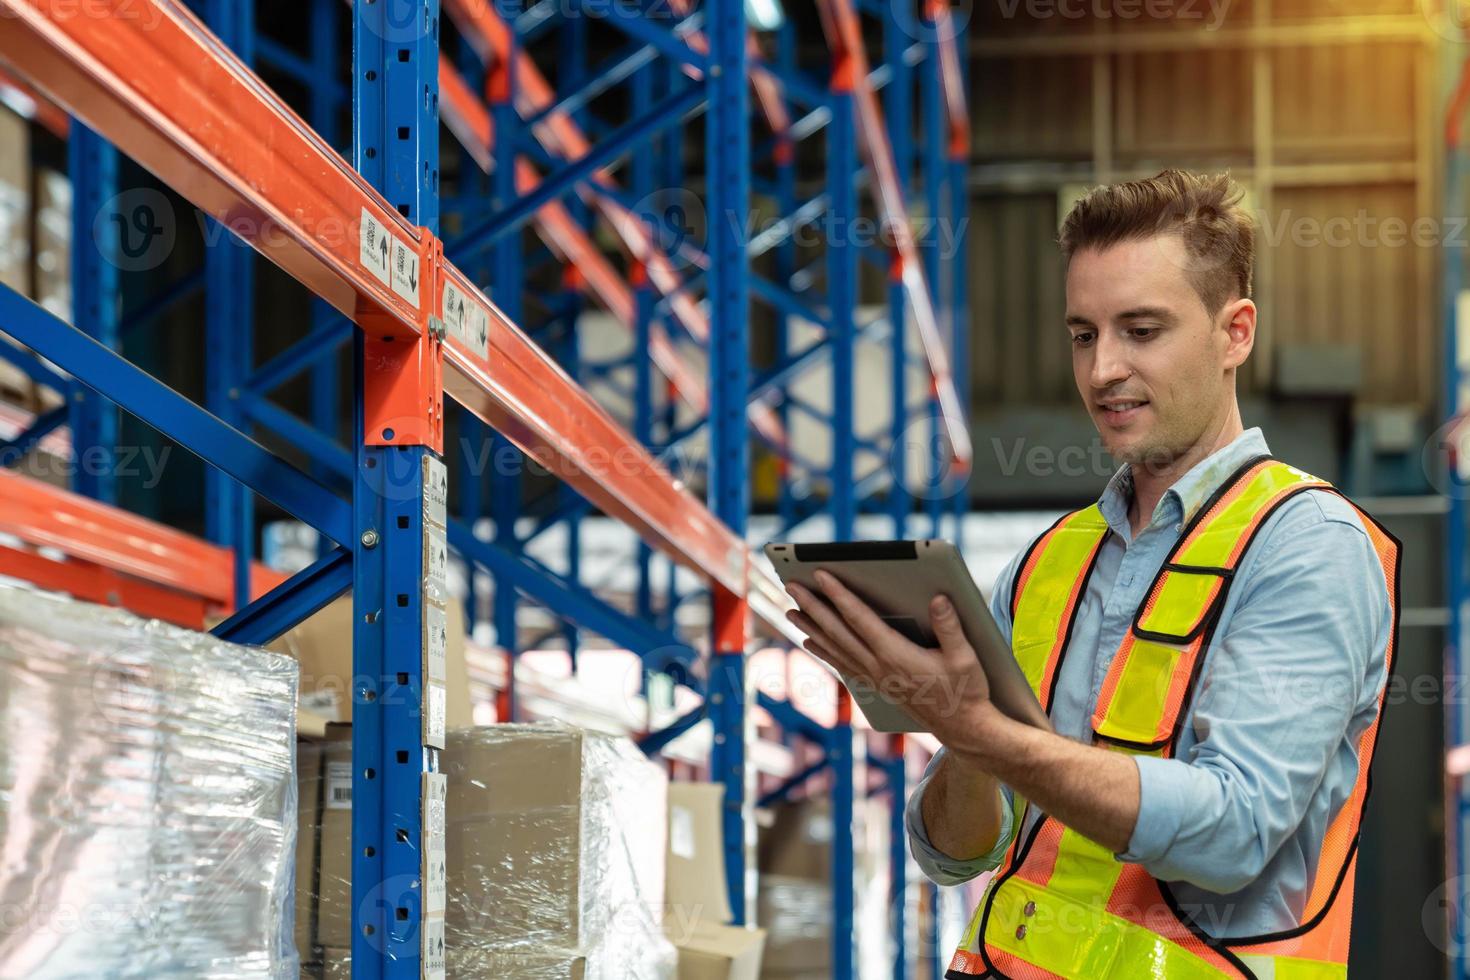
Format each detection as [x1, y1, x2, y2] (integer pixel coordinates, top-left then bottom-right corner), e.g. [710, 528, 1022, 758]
[391, 236, 421, 308]
[359, 208, 392, 287]
[441, 280, 490, 360]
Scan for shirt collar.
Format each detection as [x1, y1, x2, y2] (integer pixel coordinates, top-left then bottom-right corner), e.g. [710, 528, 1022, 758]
[1097, 427, 1271, 536]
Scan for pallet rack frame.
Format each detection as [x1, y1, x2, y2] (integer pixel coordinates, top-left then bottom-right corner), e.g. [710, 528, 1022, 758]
[0, 0, 972, 973]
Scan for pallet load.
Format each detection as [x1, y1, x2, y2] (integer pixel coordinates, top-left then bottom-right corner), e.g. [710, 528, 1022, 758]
[0, 580, 299, 977]
[300, 721, 677, 979]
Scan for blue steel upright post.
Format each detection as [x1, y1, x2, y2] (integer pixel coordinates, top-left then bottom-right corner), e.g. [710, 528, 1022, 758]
[705, 0, 755, 927]
[1445, 66, 1470, 980]
[948, 16, 970, 536]
[202, 0, 256, 606]
[828, 51, 859, 980]
[921, 9, 947, 537]
[884, 0, 912, 543]
[67, 124, 118, 504]
[489, 35, 523, 720]
[352, 0, 447, 971]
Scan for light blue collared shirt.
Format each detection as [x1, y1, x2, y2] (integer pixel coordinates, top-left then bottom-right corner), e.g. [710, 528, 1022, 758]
[906, 428, 1393, 939]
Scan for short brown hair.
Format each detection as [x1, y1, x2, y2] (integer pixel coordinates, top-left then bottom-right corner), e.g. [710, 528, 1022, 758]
[1058, 169, 1254, 313]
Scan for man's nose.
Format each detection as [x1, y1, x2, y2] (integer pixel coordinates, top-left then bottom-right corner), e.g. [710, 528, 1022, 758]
[1089, 331, 1132, 390]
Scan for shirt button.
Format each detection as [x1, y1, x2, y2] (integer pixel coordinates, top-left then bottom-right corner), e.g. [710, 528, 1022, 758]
[1015, 924, 1028, 940]
[1174, 523, 1182, 532]
[1023, 901, 1037, 917]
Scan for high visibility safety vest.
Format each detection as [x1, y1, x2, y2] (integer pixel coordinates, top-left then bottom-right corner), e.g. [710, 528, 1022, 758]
[946, 456, 1401, 980]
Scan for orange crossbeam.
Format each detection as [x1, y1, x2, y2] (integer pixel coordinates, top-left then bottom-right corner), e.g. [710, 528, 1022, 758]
[0, 470, 286, 624]
[0, 0, 803, 643]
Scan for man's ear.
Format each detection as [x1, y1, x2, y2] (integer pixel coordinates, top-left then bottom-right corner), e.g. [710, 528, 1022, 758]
[1220, 298, 1256, 370]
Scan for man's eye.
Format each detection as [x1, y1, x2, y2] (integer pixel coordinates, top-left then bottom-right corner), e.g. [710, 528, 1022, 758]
[1128, 326, 1158, 340]
[1071, 332, 1095, 347]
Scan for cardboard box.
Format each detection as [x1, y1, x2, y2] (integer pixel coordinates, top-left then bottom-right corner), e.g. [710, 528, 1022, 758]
[448, 949, 587, 978]
[314, 725, 355, 950]
[268, 596, 473, 730]
[666, 782, 734, 929]
[295, 740, 323, 963]
[667, 920, 765, 980]
[321, 947, 350, 980]
[756, 875, 831, 976]
[758, 799, 833, 883]
[0, 107, 29, 297]
[444, 726, 589, 950]
[444, 724, 672, 974]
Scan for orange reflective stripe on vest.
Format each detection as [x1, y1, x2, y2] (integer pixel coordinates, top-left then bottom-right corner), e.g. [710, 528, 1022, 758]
[946, 457, 1400, 980]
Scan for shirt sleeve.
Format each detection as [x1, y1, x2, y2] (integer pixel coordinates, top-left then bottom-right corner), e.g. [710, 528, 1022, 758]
[905, 539, 1029, 886]
[1115, 496, 1392, 894]
[907, 748, 1017, 885]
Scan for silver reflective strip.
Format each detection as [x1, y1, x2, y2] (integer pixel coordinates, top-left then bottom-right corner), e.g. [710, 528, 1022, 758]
[1239, 955, 1276, 980]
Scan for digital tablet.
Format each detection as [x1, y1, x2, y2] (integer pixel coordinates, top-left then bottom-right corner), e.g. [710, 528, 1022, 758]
[763, 539, 1051, 734]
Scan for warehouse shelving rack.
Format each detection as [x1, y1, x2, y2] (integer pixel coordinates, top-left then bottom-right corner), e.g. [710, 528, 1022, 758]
[0, 0, 972, 972]
[1445, 46, 1470, 980]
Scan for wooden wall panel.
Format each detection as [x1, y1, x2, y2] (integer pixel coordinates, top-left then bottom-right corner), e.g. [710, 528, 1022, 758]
[1271, 43, 1417, 163]
[967, 193, 1075, 405]
[1269, 182, 1430, 402]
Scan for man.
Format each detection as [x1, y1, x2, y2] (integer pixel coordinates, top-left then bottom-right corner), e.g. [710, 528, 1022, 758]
[784, 170, 1399, 979]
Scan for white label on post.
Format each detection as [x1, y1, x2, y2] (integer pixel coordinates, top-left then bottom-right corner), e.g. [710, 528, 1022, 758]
[423, 600, 447, 686]
[424, 525, 448, 602]
[391, 236, 421, 308]
[422, 772, 447, 837]
[359, 208, 391, 287]
[421, 914, 446, 979]
[423, 841, 447, 917]
[325, 761, 353, 810]
[424, 681, 446, 749]
[422, 455, 447, 529]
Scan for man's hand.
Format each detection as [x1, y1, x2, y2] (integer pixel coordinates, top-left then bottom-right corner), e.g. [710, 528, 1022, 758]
[783, 568, 1005, 760]
[785, 567, 1141, 855]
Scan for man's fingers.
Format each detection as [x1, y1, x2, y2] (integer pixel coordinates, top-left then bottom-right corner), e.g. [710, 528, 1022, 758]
[787, 583, 881, 674]
[930, 594, 973, 661]
[813, 569, 918, 654]
[803, 632, 870, 684]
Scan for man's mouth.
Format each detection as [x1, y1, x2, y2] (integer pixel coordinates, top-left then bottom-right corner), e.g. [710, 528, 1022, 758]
[1097, 399, 1149, 425]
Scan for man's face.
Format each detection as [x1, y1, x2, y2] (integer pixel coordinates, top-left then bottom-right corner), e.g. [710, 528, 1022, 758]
[1065, 233, 1248, 468]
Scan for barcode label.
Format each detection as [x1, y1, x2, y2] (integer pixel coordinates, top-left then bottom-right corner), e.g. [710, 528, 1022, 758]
[360, 209, 391, 287]
[424, 600, 448, 686]
[391, 237, 421, 308]
[440, 279, 489, 359]
[421, 915, 446, 979]
[422, 455, 447, 529]
[326, 761, 353, 810]
[422, 772, 447, 837]
[424, 525, 448, 603]
[423, 681, 446, 749]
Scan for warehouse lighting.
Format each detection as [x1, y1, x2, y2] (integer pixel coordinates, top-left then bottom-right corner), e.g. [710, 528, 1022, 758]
[746, 0, 785, 31]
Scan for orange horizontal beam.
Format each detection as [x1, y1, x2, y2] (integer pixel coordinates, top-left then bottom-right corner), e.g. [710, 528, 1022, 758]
[0, 64, 68, 138]
[0, 0, 797, 636]
[1, 0, 426, 338]
[0, 470, 286, 616]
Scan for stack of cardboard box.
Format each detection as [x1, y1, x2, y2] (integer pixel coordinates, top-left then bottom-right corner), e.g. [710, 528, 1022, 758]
[663, 783, 766, 979]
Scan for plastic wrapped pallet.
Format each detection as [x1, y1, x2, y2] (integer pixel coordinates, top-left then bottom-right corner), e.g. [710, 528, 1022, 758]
[301, 722, 677, 979]
[444, 722, 676, 979]
[0, 579, 299, 978]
